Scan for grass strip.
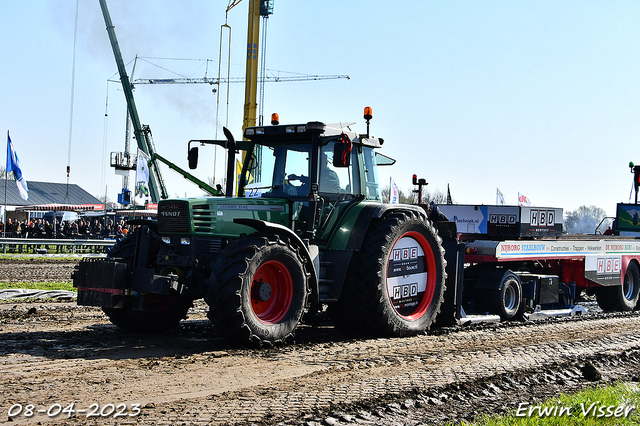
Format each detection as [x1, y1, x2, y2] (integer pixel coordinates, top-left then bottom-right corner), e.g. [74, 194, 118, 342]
[0, 282, 75, 292]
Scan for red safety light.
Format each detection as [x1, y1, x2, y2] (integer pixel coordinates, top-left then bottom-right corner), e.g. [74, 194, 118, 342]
[271, 113, 279, 125]
[412, 174, 427, 186]
[363, 106, 373, 121]
[465, 247, 479, 255]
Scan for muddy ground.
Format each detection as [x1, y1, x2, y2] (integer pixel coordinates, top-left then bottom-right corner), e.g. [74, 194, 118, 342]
[0, 257, 77, 283]
[1, 258, 640, 425]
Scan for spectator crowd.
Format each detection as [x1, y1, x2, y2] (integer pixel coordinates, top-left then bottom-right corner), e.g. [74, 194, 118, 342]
[0, 217, 133, 240]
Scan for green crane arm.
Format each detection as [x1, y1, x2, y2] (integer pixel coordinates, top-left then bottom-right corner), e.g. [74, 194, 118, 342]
[148, 153, 223, 196]
[98, 0, 165, 202]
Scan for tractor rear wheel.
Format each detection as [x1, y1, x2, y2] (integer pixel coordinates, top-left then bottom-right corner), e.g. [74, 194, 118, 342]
[334, 212, 446, 337]
[101, 228, 191, 333]
[206, 234, 310, 347]
[596, 261, 640, 312]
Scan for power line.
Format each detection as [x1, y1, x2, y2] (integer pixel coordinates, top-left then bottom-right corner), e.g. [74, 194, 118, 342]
[130, 73, 350, 85]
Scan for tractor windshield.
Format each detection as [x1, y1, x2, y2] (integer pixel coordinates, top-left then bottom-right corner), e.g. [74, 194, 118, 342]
[243, 140, 360, 199]
[243, 143, 310, 198]
[240, 135, 367, 241]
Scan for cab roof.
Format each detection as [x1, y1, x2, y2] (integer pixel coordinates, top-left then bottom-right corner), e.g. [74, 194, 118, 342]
[241, 121, 384, 149]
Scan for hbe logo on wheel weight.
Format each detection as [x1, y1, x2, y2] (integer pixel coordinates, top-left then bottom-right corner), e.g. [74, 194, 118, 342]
[387, 237, 429, 315]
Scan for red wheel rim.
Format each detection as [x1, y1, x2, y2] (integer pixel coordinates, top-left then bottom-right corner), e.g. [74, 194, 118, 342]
[386, 231, 437, 321]
[251, 260, 293, 324]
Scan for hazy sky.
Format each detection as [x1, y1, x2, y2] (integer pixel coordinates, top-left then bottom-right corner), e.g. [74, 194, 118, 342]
[2, 1, 640, 216]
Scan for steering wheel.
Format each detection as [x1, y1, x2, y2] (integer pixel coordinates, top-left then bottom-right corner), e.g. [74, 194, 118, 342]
[288, 174, 309, 186]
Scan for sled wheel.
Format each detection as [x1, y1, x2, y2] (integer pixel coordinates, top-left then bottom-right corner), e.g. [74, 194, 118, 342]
[333, 212, 446, 337]
[597, 261, 640, 312]
[206, 234, 310, 347]
[101, 227, 191, 333]
[491, 272, 524, 320]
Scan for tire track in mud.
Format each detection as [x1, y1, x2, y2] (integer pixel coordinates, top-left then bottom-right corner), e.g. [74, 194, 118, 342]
[3, 300, 640, 425]
[0, 258, 78, 283]
[3, 312, 636, 425]
[143, 318, 640, 426]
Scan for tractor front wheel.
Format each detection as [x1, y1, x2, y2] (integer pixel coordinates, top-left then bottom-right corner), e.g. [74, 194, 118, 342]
[102, 296, 192, 333]
[101, 228, 192, 333]
[206, 234, 310, 347]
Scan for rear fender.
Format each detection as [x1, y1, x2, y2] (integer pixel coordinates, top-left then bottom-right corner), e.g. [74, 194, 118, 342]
[326, 203, 428, 251]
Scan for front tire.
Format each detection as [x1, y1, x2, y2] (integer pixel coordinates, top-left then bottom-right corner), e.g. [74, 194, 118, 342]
[334, 212, 446, 337]
[101, 228, 191, 333]
[103, 296, 192, 333]
[206, 234, 310, 347]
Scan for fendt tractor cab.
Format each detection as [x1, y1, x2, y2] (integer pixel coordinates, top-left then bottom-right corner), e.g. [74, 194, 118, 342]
[74, 108, 447, 347]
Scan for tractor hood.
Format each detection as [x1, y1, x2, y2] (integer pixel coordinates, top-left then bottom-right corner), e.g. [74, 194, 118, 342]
[158, 197, 290, 237]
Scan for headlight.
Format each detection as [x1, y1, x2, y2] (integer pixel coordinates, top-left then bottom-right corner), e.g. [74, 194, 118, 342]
[162, 237, 171, 244]
[180, 238, 191, 245]
[245, 128, 255, 136]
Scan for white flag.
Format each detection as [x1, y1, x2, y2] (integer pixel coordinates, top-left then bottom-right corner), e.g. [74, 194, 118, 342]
[135, 148, 151, 203]
[518, 192, 532, 206]
[390, 178, 400, 204]
[496, 188, 505, 205]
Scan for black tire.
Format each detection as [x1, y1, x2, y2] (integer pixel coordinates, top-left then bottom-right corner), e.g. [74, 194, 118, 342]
[596, 261, 640, 312]
[103, 296, 193, 333]
[101, 228, 191, 333]
[206, 234, 310, 347]
[489, 272, 525, 320]
[333, 212, 446, 337]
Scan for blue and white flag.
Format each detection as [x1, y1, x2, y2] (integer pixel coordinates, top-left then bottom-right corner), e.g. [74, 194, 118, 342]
[6, 132, 28, 201]
[390, 178, 400, 204]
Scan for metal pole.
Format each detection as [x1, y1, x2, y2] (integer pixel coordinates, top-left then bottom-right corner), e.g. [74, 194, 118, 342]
[3, 166, 6, 253]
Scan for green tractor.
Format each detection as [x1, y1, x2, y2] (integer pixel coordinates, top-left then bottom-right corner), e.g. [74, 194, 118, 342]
[74, 108, 447, 347]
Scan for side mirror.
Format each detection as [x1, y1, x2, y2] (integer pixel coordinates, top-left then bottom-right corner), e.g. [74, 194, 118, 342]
[188, 147, 199, 169]
[333, 144, 351, 167]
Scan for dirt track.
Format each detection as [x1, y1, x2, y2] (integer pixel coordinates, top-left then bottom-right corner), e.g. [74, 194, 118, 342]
[2, 259, 640, 425]
[2, 299, 640, 425]
[0, 257, 77, 283]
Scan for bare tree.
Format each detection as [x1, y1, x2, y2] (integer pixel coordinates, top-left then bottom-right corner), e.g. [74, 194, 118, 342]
[96, 194, 118, 210]
[382, 185, 453, 205]
[564, 205, 610, 234]
[420, 189, 451, 205]
[381, 185, 413, 204]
